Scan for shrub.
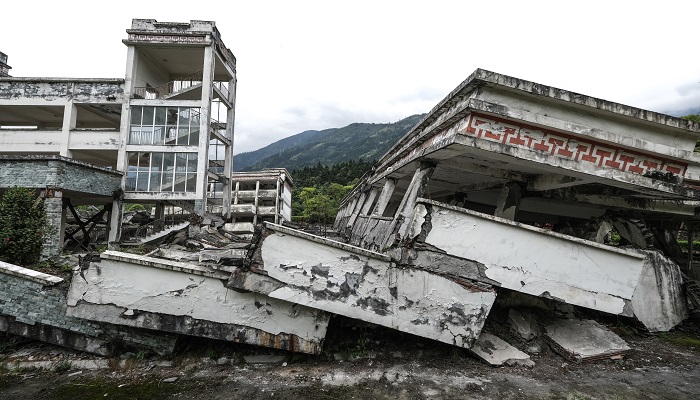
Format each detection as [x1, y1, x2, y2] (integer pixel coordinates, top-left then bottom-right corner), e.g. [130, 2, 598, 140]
[0, 187, 48, 265]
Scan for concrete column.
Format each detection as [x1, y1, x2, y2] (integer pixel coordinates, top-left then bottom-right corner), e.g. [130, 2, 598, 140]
[254, 180, 260, 225]
[275, 178, 281, 224]
[60, 101, 76, 157]
[383, 162, 435, 247]
[372, 178, 397, 216]
[495, 181, 523, 220]
[40, 189, 64, 260]
[360, 187, 380, 215]
[346, 191, 367, 229]
[108, 192, 124, 246]
[194, 44, 216, 216]
[154, 202, 165, 231]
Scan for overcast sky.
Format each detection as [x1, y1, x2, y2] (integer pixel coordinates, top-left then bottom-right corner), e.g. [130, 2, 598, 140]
[2, 1, 699, 153]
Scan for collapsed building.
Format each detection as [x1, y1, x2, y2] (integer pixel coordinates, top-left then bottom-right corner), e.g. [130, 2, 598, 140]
[1, 19, 699, 364]
[227, 69, 700, 356]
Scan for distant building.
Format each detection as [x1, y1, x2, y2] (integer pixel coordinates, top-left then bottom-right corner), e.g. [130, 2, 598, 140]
[227, 169, 293, 235]
[0, 52, 11, 77]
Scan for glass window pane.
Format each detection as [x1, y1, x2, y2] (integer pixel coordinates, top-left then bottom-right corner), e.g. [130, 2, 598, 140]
[151, 153, 163, 172]
[154, 107, 166, 125]
[174, 173, 186, 192]
[149, 172, 162, 192]
[126, 171, 136, 191]
[153, 126, 166, 145]
[175, 153, 187, 172]
[189, 127, 199, 146]
[142, 107, 155, 126]
[186, 174, 197, 192]
[187, 154, 198, 172]
[176, 127, 190, 146]
[178, 108, 190, 126]
[130, 106, 142, 125]
[189, 108, 200, 125]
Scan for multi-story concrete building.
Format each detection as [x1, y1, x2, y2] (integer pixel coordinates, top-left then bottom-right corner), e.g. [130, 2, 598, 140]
[227, 168, 293, 235]
[0, 19, 236, 256]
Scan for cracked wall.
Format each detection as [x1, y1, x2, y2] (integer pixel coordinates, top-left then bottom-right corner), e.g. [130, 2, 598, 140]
[238, 224, 496, 348]
[67, 251, 330, 354]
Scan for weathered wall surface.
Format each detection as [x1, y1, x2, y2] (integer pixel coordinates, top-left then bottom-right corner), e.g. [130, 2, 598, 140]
[0, 260, 174, 355]
[67, 251, 330, 354]
[410, 200, 646, 315]
[0, 157, 122, 196]
[247, 224, 496, 348]
[629, 250, 688, 331]
[0, 79, 125, 102]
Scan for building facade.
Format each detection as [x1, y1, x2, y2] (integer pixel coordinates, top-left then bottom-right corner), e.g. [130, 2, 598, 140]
[0, 19, 236, 253]
[227, 168, 293, 235]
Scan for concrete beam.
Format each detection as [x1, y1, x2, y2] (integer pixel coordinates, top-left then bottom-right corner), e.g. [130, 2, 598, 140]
[235, 223, 497, 348]
[67, 251, 330, 354]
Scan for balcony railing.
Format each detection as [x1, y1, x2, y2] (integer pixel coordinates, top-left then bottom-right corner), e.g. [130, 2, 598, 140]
[133, 70, 203, 100]
[133, 70, 231, 101]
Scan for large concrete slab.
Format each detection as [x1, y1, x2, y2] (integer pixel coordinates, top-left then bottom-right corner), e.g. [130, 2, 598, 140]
[470, 332, 534, 367]
[66, 251, 330, 354]
[545, 319, 630, 362]
[410, 200, 646, 316]
[234, 223, 497, 348]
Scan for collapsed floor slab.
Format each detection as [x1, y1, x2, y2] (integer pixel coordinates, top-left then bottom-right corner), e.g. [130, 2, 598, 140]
[230, 223, 497, 348]
[406, 199, 688, 331]
[545, 319, 630, 362]
[470, 332, 534, 367]
[66, 251, 330, 354]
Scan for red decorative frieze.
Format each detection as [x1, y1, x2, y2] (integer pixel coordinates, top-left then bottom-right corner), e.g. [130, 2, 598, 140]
[463, 114, 687, 177]
[127, 34, 208, 44]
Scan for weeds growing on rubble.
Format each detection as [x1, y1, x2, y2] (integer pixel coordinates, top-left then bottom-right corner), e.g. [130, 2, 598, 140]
[659, 332, 700, 349]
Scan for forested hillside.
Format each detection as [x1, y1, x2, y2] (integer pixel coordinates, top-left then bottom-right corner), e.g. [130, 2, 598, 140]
[234, 114, 424, 172]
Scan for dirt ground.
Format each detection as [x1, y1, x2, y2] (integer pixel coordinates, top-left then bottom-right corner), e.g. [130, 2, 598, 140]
[1, 313, 699, 400]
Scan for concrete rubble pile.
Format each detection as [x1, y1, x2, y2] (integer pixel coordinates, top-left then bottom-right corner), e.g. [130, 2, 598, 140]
[3, 69, 700, 366]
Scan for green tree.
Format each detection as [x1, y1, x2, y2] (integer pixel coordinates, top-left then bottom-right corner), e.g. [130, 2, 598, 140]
[682, 114, 700, 123]
[0, 187, 47, 265]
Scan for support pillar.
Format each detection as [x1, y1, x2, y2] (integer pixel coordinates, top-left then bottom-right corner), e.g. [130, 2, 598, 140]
[495, 181, 523, 220]
[383, 162, 435, 247]
[108, 190, 124, 247]
[372, 178, 397, 216]
[40, 189, 64, 260]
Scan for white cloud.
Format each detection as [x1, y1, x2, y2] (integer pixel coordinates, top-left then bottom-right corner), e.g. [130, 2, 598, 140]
[4, 0, 699, 153]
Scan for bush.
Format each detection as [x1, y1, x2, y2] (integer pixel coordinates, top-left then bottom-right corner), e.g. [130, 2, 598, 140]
[0, 187, 48, 265]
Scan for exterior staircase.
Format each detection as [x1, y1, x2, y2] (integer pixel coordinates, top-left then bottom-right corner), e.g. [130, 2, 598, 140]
[120, 211, 191, 246]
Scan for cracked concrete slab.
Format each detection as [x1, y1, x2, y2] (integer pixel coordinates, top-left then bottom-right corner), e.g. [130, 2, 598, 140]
[66, 251, 330, 354]
[545, 319, 630, 362]
[235, 223, 497, 348]
[412, 200, 647, 316]
[470, 332, 534, 367]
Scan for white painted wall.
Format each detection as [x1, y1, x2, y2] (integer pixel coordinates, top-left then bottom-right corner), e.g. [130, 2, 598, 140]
[66, 252, 328, 342]
[414, 201, 646, 315]
[261, 228, 496, 347]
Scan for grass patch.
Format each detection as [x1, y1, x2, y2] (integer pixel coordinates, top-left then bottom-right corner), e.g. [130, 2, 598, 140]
[51, 377, 184, 400]
[659, 332, 700, 348]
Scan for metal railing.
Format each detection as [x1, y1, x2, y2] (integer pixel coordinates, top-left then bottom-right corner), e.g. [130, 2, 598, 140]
[133, 70, 203, 100]
[133, 70, 230, 100]
[120, 209, 191, 243]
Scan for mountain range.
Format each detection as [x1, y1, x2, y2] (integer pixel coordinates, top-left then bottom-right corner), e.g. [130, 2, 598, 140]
[233, 114, 424, 172]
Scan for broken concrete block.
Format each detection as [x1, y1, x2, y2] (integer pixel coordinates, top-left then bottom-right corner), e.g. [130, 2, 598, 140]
[545, 319, 630, 362]
[237, 224, 496, 349]
[628, 250, 688, 332]
[470, 333, 534, 367]
[508, 309, 537, 340]
[67, 251, 330, 354]
[613, 219, 649, 248]
[412, 200, 646, 316]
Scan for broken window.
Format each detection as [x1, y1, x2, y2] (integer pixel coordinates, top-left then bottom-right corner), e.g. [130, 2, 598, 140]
[126, 152, 198, 193]
[129, 106, 201, 146]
